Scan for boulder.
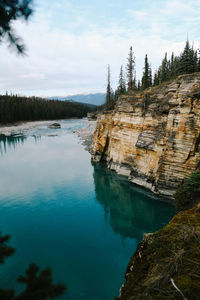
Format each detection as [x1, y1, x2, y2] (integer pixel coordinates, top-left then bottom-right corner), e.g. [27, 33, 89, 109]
[48, 123, 61, 129]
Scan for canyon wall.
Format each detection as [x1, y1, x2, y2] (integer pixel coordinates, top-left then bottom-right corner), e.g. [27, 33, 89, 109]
[91, 73, 200, 198]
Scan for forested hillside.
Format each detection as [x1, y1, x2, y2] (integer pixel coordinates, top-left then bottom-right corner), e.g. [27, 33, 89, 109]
[105, 40, 200, 109]
[49, 93, 106, 106]
[0, 95, 95, 124]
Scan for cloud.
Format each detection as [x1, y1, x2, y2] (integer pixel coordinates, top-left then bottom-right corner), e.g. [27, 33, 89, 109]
[127, 0, 200, 37]
[127, 10, 148, 19]
[0, 0, 199, 96]
[22, 73, 46, 79]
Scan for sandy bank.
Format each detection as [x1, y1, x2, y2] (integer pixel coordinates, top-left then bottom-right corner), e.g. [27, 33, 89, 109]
[0, 120, 53, 136]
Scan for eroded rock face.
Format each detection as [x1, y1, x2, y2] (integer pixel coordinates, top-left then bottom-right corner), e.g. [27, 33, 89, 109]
[91, 73, 200, 198]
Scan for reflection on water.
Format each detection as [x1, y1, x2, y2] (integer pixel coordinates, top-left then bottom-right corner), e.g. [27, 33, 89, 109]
[0, 120, 175, 300]
[0, 134, 42, 155]
[0, 134, 26, 154]
[93, 163, 174, 242]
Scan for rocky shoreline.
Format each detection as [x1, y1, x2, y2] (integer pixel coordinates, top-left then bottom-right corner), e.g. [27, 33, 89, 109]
[74, 120, 96, 152]
[0, 120, 54, 136]
[0, 119, 97, 144]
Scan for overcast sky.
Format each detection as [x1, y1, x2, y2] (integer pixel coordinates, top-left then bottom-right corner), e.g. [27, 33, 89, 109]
[0, 0, 200, 97]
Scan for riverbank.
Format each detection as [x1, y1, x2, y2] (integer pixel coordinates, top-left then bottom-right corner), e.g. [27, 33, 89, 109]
[0, 120, 97, 144]
[74, 120, 96, 152]
[0, 120, 54, 136]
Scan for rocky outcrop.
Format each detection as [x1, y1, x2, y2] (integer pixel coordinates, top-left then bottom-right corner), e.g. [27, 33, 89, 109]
[74, 120, 96, 152]
[87, 112, 97, 120]
[91, 73, 200, 198]
[48, 123, 61, 128]
[115, 204, 200, 300]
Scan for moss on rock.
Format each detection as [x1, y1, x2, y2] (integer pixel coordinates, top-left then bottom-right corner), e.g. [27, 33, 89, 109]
[174, 170, 200, 212]
[115, 204, 200, 300]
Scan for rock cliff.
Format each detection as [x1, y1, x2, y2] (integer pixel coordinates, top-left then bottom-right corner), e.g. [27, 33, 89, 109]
[91, 73, 200, 198]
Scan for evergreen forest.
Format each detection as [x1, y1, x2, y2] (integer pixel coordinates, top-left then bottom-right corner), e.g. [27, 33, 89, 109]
[105, 40, 200, 109]
[0, 95, 95, 125]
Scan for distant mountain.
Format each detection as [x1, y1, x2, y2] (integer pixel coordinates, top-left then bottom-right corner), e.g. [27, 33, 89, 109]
[48, 93, 105, 106]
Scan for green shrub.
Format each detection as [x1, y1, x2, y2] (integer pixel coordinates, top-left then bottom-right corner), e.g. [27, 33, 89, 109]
[174, 170, 200, 212]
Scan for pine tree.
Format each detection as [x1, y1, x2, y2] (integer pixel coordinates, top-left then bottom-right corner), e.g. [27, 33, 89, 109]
[115, 65, 126, 99]
[105, 65, 114, 109]
[149, 67, 152, 87]
[0, 95, 94, 124]
[197, 50, 200, 72]
[17, 263, 66, 300]
[126, 46, 136, 92]
[153, 71, 158, 86]
[150, 39, 199, 87]
[141, 54, 152, 90]
[137, 80, 141, 90]
[0, 232, 66, 299]
[193, 50, 198, 72]
[178, 40, 198, 74]
[169, 52, 175, 78]
[0, 0, 33, 53]
[154, 68, 162, 86]
[173, 56, 181, 78]
[160, 52, 170, 82]
[119, 65, 126, 94]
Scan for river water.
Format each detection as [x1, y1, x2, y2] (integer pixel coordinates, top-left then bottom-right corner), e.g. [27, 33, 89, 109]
[0, 119, 174, 300]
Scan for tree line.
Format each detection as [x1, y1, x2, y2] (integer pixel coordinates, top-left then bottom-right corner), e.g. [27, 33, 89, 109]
[105, 40, 200, 109]
[0, 95, 95, 124]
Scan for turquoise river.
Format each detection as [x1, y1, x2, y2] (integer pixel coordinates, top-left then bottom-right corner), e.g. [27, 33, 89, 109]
[0, 119, 174, 300]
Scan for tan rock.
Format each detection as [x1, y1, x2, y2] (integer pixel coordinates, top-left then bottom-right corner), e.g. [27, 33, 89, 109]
[91, 73, 200, 199]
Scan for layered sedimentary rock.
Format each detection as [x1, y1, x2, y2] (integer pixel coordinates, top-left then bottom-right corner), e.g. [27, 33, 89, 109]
[91, 73, 200, 198]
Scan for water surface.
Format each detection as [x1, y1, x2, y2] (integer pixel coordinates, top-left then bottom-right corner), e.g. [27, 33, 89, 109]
[0, 119, 174, 300]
